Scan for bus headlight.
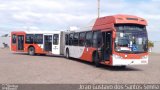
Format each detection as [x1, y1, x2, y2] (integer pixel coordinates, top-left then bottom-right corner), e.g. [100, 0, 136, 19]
[141, 55, 148, 59]
[113, 54, 123, 59]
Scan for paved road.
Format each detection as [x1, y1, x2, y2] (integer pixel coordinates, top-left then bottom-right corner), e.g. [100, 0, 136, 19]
[0, 49, 160, 84]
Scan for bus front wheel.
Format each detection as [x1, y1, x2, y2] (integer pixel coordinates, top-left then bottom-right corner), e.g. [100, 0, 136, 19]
[28, 47, 35, 56]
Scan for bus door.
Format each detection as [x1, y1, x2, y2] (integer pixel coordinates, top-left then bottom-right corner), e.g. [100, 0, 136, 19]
[52, 34, 60, 55]
[44, 35, 52, 52]
[11, 34, 17, 51]
[102, 32, 112, 61]
[17, 35, 24, 51]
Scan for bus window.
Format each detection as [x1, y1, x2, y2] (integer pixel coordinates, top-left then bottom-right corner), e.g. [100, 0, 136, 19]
[53, 34, 59, 45]
[79, 32, 86, 46]
[69, 33, 73, 45]
[73, 33, 79, 46]
[34, 34, 43, 44]
[25, 34, 34, 44]
[86, 31, 93, 47]
[93, 31, 102, 48]
[12, 34, 17, 44]
[65, 34, 69, 45]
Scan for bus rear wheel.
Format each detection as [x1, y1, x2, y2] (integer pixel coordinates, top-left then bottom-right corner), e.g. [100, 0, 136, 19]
[93, 52, 101, 67]
[66, 49, 70, 59]
[28, 47, 35, 56]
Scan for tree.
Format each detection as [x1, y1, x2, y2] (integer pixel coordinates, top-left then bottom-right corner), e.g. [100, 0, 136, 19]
[148, 41, 154, 48]
[148, 41, 154, 52]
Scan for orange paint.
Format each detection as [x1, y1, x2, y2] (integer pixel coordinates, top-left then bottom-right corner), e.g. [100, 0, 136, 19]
[11, 31, 47, 54]
[80, 47, 97, 62]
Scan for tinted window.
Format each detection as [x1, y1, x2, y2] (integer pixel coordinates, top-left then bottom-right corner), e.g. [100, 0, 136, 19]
[34, 34, 43, 44]
[93, 31, 102, 48]
[65, 34, 69, 45]
[53, 34, 59, 45]
[12, 34, 17, 44]
[79, 32, 86, 46]
[115, 24, 146, 31]
[115, 24, 148, 53]
[86, 32, 93, 47]
[73, 33, 79, 46]
[69, 33, 73, 45]
[25, 34, 34, 44]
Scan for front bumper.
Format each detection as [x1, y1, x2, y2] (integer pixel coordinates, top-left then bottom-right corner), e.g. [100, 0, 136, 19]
[112, 58, 148, 66]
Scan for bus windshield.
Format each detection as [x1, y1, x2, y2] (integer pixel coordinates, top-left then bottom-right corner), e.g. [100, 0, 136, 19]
[115, 24, 148, 53]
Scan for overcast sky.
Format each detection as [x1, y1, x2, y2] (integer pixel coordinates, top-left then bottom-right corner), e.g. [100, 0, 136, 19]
[0, 0, 159, 41]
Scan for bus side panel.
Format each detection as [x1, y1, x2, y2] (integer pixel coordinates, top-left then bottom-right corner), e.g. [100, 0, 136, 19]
[11, 43, 17, 52]
[80, 47, 97, 62]
[34, 44, 46, 54]
[24, 44, 46, 54]
[68, 46, 85, 59]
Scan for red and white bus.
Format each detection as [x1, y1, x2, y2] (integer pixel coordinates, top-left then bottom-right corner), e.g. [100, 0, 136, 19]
[11, 31, 65, 55]
[65, 14, 149, 67]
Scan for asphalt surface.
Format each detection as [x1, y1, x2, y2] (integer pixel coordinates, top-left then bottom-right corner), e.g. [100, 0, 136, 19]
[0, 48, 160, 84]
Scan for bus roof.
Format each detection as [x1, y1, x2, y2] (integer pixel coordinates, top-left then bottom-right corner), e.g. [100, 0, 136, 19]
[93, 14, 147, 30]
[75, 14, 147, 32]
[11, 30, 63, 34]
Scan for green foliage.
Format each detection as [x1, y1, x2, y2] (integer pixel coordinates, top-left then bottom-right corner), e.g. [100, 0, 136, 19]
[148, 41, 154, 48]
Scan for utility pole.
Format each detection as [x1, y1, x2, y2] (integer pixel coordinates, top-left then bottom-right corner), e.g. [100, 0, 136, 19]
[98, 0, 100, 18]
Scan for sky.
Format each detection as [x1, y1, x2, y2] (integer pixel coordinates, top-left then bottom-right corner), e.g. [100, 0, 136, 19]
[0, 0, 159, 41]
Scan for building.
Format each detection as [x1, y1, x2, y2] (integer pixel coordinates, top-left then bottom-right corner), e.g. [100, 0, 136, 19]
[0, 34, 11, 48]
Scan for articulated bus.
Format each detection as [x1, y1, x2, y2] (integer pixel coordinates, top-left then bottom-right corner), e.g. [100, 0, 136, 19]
[11, 31, 65, 55]
[65, 14, 148, 67]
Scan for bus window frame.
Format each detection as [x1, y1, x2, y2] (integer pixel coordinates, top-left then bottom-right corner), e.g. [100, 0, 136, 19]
[85, 31, 93, 47]
[93, 31, 102, 48]
[79, 32, 86, 46]
[34, 34, 43, 44]
[65, 34, 69, 45]
[25, 34, 34, 44]
[69, 33, 74, 45]
[73, 33, 79, 46]
[12, 34, 17, 44]
[53, 34, 59, 45]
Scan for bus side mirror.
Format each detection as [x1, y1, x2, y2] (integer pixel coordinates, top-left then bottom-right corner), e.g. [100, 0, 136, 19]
[112, 31, 116, 39]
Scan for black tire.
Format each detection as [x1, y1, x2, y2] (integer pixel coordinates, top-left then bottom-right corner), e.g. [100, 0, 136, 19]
[28, 47, 35, 56]
[40, 54, 46, 56]
[114, 66, 126, 69]
[66, 49, 70, 59]
[120, 66, 126, 69]
[93, 52, 101, 67]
